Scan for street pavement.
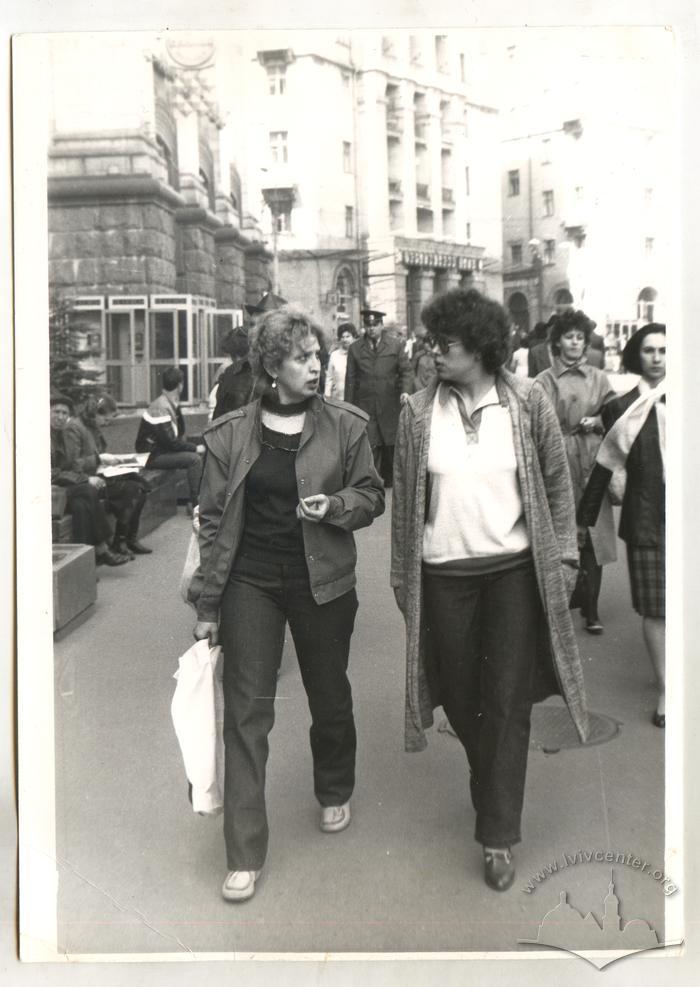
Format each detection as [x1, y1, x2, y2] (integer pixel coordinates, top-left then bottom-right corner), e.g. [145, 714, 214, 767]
[53, 496, 668, 957]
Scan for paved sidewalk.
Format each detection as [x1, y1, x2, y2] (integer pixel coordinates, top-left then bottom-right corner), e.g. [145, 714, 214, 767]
[53, 501, 667, 956]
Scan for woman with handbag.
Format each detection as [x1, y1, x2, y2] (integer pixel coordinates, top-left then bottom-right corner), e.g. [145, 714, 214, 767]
[533, 310, 616, 633]
[391, 288, 588, 893]
[63, 394, 152, 557]
[578, 324, 666, 727]
[188, 305, 385, 902]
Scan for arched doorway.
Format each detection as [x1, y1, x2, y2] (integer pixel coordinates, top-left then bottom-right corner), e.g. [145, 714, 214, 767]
[554, 288, 574, 314]
[507, 292, 530, 335]
[637, 287, 657, 323]
[335, 267, 355, 321]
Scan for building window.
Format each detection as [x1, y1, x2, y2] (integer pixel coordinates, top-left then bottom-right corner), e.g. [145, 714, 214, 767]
[345, 206, 354, 238]
[336, 268, 354, 314]
[543, 189, 555, 216]
[510, 242, 523, 265]
[409, 35, 422, 65]
[198, 168, 215, 213]
[382, 36, 395, 57]
[269, 131, 288, 164]
[459, 53, 465, 82]
[267, 64, 286, 96]
[542, 138, 551, 164]
[508, 170, 520, 196]
[544, 239, 556, 264]
[435, 35, 448, 73]
[465, 166, 470, 196]
[343, 141, 352, 173]
[637, 287, 657, 322]
[275, 207, 292, 233]
[645, 237, 654, 255]
[465, 221, 471, 243]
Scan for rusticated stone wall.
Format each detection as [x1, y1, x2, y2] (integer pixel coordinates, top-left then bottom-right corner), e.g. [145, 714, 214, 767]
[214, 227, 248, 308]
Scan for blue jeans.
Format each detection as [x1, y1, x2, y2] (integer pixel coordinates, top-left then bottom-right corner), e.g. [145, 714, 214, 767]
[219, 555, 358, 870]
[423, 559, 541, 848]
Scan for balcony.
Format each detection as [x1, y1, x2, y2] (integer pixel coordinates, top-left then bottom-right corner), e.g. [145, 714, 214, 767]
[386, 110, 402, 138]
[388, 179, 403, 199]
[441, 187, 454, 207]
[416, 183, 430, 203]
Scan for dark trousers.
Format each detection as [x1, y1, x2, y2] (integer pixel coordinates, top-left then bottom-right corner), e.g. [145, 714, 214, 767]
[219, 555, 358, 870]
[66, 483, 112, 546]
[147, 450, 202, 503]
[423, 560, 541, 848]
[371, 442, 394, 488]
[104, 476, 147, 543]
[580, 531, 603, 623]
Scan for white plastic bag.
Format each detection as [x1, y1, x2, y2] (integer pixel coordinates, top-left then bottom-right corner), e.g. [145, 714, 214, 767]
[180, 507, 200, 605]
[171, 639, 224, 816]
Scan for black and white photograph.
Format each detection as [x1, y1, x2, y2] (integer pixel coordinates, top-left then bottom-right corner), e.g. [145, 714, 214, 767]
[7, 1, 700, 982]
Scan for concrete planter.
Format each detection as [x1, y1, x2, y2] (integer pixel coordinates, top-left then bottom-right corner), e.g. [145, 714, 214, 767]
[52, 544, 97, 632]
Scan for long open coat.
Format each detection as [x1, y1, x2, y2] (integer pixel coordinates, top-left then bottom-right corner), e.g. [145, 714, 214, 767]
[344, 333, 413, 446]
[390, 370, 590, 752]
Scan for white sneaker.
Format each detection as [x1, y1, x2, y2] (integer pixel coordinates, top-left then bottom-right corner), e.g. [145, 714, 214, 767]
[222, 869, 260, 902]
[320, 801, 351, 833]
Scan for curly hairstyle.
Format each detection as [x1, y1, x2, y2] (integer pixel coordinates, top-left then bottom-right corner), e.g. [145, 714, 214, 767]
[621, 322, 666, 375]
[248, 304, 329, 380]
[420, 288, 511, 373]
[547, 309, 597, 355]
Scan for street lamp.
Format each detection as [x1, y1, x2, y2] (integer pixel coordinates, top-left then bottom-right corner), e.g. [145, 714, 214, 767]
[261, 173, 295, 295]
[528, 238, 544, 323]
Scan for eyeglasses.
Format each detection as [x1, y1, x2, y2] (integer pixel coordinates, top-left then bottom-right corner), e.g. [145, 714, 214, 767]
[425, 334, 462, 355]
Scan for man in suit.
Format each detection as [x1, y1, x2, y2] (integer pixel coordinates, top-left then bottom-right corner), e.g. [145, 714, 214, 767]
[345, 307, 413, 486]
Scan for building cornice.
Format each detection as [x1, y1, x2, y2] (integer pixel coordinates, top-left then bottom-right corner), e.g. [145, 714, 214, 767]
[214, 225, 252, 248]
[175, 206, 224, 232]
[48, 175, 185, 209]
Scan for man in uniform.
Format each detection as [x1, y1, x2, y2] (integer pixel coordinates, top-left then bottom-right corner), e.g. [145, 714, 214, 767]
[344, 307, 413, 486]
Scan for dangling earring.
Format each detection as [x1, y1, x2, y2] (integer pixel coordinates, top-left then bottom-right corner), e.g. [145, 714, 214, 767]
[271, 378, 277, 390]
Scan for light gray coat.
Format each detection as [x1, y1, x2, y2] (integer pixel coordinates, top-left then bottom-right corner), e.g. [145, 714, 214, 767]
[391, 370, 590, 752]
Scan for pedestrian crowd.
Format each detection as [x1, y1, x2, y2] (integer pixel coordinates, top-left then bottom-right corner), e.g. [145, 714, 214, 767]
[50, 285, 666, 902]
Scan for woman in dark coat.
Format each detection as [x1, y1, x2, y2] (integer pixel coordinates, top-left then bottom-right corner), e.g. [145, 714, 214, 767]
[64, 394, 152, 557]
[578, 324, 666, 726]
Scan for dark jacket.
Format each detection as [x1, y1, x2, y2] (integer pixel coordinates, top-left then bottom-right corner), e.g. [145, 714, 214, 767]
[212, 360, 256, 420]
[345, 333, 413, 445]
[188, 394, 386, 622]
[63, 416, 106, 475]
[578, 386, 664, 546]
[51, 428, 90, 486]
[411, 341, 437, 392]
[135, 393, 197, 456]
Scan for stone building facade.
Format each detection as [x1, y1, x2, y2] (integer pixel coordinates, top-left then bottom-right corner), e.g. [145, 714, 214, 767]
[47, 36, 272, 407]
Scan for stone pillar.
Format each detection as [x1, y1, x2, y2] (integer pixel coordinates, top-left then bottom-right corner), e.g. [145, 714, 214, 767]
[48, 175, 182, 295]
[418, 268, 436, 306]
[214, 226, 248, 308]
[244, 242, 274, 305]
[175, 206, 220, 298]
[393, 263, 409, 327]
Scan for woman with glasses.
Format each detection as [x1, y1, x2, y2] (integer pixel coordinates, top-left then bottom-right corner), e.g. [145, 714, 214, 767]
[391, 288, 589, 892]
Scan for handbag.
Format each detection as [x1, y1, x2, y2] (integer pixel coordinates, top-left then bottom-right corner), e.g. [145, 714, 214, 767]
[568, 554, 589, 610]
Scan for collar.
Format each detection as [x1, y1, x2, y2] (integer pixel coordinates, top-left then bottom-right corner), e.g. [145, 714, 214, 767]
[552, 355, 589, 378]
[438, 381, 501, 412]
[637, 377, 666, 395]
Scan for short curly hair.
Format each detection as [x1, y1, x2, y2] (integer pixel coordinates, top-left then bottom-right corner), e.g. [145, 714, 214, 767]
[420, 289, 511, 373]
[547, 309, 596, 355]
[621, 322, 666, 375]
[248, 304, 328, 379]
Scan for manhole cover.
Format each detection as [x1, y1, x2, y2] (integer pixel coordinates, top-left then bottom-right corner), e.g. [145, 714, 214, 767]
[438, 705, 621, 753]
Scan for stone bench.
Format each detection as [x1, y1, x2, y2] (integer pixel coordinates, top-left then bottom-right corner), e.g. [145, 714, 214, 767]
[51, 467, 186, 543]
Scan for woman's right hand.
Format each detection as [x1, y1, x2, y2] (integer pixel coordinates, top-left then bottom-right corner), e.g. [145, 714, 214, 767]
[193, 621, 219, 646]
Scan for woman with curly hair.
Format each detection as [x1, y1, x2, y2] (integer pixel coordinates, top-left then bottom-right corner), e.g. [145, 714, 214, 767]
[533, 310, 616, 633]
[391, 288, 588, 892]
[188, 305, 385, 902]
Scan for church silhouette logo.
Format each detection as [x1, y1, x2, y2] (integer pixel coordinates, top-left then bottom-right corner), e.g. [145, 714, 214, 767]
[519, 871, 668, 969]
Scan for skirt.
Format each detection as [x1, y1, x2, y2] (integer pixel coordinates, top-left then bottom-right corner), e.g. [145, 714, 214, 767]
[626, 545, 665, 619]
